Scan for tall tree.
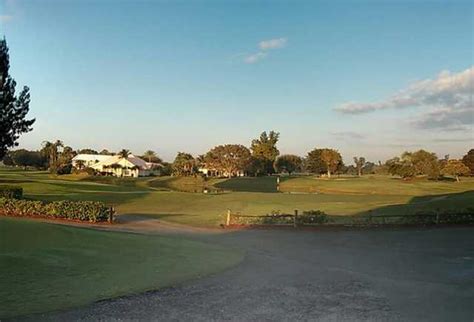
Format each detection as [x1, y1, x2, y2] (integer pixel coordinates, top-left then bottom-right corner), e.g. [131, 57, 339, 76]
[204, 144, 251, 178]
[305, 148, 326, 175]
[143, 150, 156, 162]
[441, 160, 470, 182]
[142, 150, 162, 163]
[462, 149, 474, 175]
[320, 149, 343, 178]
[250, 131, 280, 175]
[0, 38, 35, 159]
[41, 140, 64, 174]
[172, 152, 195, 176]
[118, 149, 130, 158]
[409, 149, 440, 179]
[57, 146, 76, 174]
[274, 154, 302, 175]
[99, 149, 113, 155]
[78, 148, 98, 155]
[386, 156, 416, 179]
[353, 156, 366, 176]
[9, 149, 44, 170]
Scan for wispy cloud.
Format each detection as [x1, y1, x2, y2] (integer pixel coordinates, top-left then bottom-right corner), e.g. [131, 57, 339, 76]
[244, 37, 287, 64]
[434, 138, 473, 143]
[0, 15, 13, 24]
[413, 106, 473, 131]
[259, 38, 287, 50]
[244, 52, 267, 64]
[334, 67, 474, 132]
[331, 131, 366, 140]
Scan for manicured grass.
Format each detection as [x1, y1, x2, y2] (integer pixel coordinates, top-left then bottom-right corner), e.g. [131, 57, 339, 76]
[0, 218, 243, 318]
[215, 176, 278, 192]
[1, 168, 473, 226]
[280, 175, 474, 196]
[148, 176, 225, 192]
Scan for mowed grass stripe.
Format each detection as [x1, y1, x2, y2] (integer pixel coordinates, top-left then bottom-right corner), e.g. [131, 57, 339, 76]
[0, 218, 243, 318]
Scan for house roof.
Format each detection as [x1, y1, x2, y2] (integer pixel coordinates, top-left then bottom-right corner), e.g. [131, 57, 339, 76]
[90, 154, 151, 170]
[72, 154, 112, 163]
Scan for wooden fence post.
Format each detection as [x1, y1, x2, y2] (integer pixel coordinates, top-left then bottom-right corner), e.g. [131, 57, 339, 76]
[226, 209, 231, 226]
[108, 206, 114, 224]
[294, 209, 298, 228]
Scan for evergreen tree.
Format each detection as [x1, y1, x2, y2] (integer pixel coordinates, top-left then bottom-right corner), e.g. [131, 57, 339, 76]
[0, 38, 35, 159]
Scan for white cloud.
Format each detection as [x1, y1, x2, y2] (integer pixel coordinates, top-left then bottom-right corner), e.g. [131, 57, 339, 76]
[413, 106, 473, 131]
[0, 15, 13, 24]
[259, 38, 287, 50]
[243, 37, 287, 64]
[331, 131, 366, 140]
[244, 52, 267, 64]
[334, 67, 474, 132]
[334, 66, 473, 114]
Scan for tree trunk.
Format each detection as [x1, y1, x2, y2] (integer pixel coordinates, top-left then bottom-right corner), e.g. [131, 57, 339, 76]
[358, 169, 362, 177]
[327, 170, 331, 178]
[456, 175, 460, 182]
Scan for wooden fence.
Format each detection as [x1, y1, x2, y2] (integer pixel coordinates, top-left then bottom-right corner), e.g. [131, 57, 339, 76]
[224, 209, 474, 228]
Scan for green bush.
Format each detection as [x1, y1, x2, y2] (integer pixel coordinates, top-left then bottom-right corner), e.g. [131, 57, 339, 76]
[0, 198, 112, 222]
[298, 210, 329, 224]
[398, 208, 474, 225]
[0, 185, 23, 199]
[231, 209, 329, 225]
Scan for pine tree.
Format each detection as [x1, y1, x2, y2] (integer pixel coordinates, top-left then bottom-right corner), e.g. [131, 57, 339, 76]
[0, 38, 35, 160]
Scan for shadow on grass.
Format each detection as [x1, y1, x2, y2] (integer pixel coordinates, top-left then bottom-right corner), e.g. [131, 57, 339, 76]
[355, 190, 474, 218]
[215, 176, 278, 193]
[0, 179, 36, 184]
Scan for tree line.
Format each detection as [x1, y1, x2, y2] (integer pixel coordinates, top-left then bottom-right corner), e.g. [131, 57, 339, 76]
[168, 131, 473, 181]
[0, 38, 472, 181]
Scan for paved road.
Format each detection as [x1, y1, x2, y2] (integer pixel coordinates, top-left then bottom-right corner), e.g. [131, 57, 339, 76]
[27, 227, 474, 321]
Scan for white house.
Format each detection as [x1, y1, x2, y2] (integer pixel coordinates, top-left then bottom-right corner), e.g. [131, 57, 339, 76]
[72, 154, 161, 177]
[198, 167, 245, 178]
[72, 154, 111, 169]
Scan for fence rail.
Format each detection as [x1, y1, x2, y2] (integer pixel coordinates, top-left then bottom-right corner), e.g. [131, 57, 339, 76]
[224, 209, 474, 228]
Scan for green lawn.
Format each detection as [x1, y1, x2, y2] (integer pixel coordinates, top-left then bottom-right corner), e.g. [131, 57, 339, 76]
[1, 167, 474, 226]
[0, 218, 243, 319]
[0, 168, 473, 317]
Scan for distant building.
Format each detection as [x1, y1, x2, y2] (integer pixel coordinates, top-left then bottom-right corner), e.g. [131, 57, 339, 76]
[72, 154, 111, 169]
[198, 167, 245, 178]
[72, 154, 161, 177]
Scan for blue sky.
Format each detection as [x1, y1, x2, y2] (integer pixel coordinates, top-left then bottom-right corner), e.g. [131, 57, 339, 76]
[1, 0, 472, 162]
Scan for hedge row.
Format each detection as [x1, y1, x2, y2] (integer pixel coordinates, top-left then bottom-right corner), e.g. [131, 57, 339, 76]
[232, 210, 329, 225]
[0, 198, 113, 222]
[397, 208, 474, 225]
[0, 185, 23, 199]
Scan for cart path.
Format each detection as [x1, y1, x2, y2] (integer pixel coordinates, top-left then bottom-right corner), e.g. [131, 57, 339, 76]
[23, 227, 474, 322]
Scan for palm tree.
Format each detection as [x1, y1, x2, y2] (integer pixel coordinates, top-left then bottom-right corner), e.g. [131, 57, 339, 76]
[118, 149, 130, 159]
[41, 140, 64, 173]
[143, 150, 156, 162]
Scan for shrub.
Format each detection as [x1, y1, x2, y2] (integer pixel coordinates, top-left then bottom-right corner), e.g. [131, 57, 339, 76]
[298, 210, 329, 224]
[0, 185, 23, 199]
[0, 198, 112, 222]
[231, 209, 329, 225]
[399, 208, 474, 225]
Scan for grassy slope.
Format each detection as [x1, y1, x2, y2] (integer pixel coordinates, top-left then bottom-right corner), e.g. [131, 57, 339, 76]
[1, 168, 473, 226]
[280, 175, 474, 196]
[0, 218, 242, 318]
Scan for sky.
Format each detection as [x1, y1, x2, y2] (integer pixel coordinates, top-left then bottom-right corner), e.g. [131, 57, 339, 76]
[1, 0, 473, 162]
